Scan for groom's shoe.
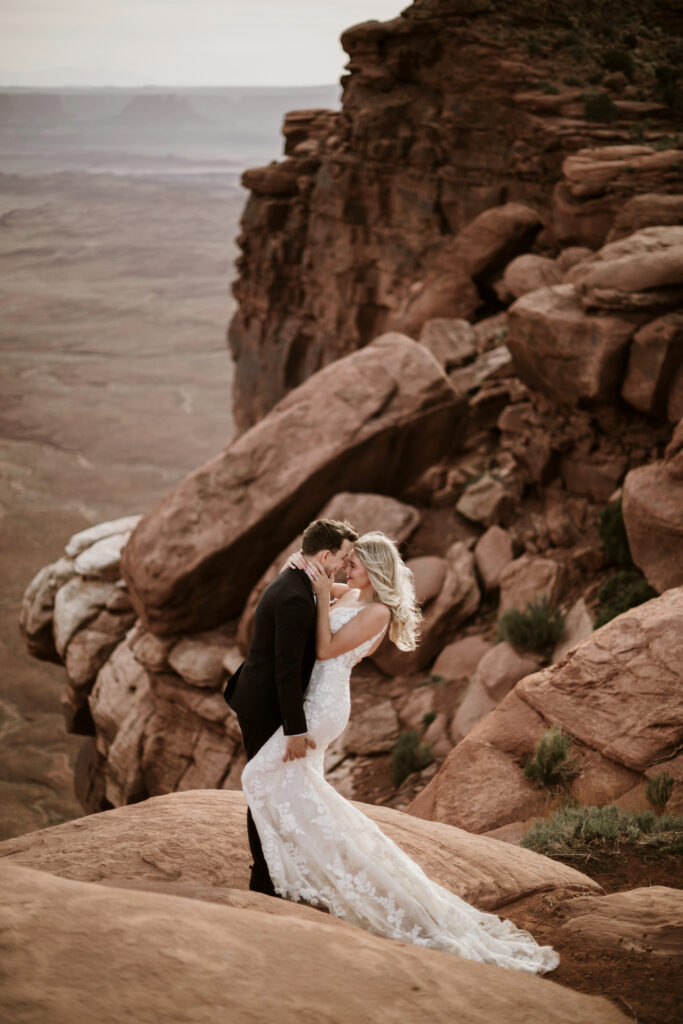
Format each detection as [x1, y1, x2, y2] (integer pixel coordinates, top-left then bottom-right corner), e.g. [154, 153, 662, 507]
[249, 865, 282, 899]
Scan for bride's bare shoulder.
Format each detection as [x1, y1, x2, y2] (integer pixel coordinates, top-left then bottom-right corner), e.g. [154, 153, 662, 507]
[331, 583, 350, 599]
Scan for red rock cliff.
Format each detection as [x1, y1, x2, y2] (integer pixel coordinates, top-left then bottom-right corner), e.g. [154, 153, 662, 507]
[228, 0, 683, 429]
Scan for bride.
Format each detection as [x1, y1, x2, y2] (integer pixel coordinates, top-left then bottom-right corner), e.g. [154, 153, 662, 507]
[241, 531, 559, 974]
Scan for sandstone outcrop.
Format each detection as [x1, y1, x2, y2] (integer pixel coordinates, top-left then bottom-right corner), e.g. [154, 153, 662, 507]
[552, 147, 683, 249]
[229, 2, 683, 428]
[0, 788, 600, 909]
[0, 861, 628, 1024]
[122, 334, 461, 635]
[408, 589, 683, 832]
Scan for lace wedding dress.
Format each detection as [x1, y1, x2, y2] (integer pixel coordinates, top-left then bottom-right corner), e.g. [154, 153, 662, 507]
[241, 604, 559, 974]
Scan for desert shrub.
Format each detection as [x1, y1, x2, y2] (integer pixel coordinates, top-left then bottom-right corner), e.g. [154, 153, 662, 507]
[594, 570, 657, 628]
[598, 497, 632, 568]
[568, 42, 588, 62]
[523, 727, 579, 790]
[391, 731, 433, 786]
[422, 711, 436, 727]
[647, 771, 675, 813]
[521, 804, 683, 859]
[564, 76, 583, 86]
[527, 37, 542, 57]
[584, 90, 619, 122]
[601, 47, 635, 80]
[655, 64, 683, 115]
[542, 81, 560, 94]
[496, 596, 565, 653]
[622, 32, 638, 49]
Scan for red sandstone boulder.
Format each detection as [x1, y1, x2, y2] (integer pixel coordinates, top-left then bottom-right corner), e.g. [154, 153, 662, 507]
[607, 193, 683, 242]
[418, 317, 477, 370]
[451, 643, 541, 742]
[431, 635, 492, 685]
[621, 312, 683, 418]
[622, 459, 683, 593]
[390, 263, 481, 338]
[508, 284, 642, 405]
[498, 554, 565, 614]
[474, 525, 514, 591]
[456, 473, 517, 527]
[449, 202, 542, 280]
[503, 254, 562, 298]
[122, 334, 462, 635]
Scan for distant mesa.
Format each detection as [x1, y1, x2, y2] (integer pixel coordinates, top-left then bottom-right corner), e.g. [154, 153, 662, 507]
[0, 92, 70, 122]
[114, 94, 203, 124]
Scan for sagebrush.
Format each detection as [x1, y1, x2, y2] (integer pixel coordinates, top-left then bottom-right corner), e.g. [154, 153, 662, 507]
[496, 596, 565, 653]
[391, 731, 433, 787]
[521, 804, 683, 859]
[524, 727, 579, 789]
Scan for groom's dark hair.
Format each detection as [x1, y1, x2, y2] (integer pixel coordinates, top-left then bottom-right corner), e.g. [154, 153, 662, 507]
[302, 518, 358, 555]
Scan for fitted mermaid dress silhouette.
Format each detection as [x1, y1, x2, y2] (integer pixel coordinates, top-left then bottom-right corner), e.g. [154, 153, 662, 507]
[241, 604, 559, 973]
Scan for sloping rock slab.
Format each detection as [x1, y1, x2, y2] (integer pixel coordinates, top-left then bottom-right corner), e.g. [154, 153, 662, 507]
[0, 864, 627, 1024]
[0, 789, 600, 911]
[122, 334, 461, 634]
[561, 887, 683, 957]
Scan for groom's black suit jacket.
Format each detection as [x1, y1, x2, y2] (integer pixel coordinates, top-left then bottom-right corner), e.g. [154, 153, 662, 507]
[224, 567, 316, 738]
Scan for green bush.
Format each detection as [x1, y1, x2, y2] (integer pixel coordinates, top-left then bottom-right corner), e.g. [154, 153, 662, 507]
[594, 570, 658, 628]
[523, 728, 579, 790]
[598, 498, 632, 568]
[647, 771, 675, 813]
[601, 47, 636, 80]
[584, 90, 619, 122]
[542, 81, 560, 94]
[655, 64, 683, 115]
[391, 731, 433, 787]
[496, 596, 565, 654]
[521, 804, 683, 859]
[422, 711, 436, 727]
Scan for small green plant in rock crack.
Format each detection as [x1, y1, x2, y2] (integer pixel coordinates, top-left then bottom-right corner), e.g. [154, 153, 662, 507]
[523, 727, 579, 790]
[496, 596, 565, 654]
[391, 731, 434, 787]
[646, 771, 675, 814]
[422, 711, 436, 727]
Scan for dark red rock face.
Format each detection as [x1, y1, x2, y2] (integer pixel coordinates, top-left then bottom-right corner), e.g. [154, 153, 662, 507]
[228, 2, 683, 430]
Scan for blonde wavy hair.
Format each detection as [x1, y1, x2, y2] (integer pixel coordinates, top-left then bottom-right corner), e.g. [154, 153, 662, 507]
[353, 532, 421, 651]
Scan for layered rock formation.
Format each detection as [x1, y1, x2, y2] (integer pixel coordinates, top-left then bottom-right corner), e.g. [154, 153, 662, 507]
[229, 1, 683, 429]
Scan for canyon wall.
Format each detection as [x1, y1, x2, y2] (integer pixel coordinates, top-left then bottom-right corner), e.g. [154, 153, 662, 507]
[229, 0, 683, 428]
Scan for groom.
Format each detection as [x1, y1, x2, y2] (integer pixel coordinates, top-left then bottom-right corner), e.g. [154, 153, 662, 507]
[224, 517, 357, 896]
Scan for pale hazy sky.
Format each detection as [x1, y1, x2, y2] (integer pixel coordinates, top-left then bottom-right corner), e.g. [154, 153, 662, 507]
[1, 0, 406, 87]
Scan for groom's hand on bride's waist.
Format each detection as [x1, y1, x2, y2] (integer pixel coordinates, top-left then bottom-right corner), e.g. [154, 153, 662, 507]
[283, 734, 316, 762]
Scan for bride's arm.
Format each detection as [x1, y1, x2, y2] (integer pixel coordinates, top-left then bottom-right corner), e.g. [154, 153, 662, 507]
[313, 577, 390, 660]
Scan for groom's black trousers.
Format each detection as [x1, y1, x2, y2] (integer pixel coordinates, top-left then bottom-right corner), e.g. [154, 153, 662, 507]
[236, 711, 280, 898]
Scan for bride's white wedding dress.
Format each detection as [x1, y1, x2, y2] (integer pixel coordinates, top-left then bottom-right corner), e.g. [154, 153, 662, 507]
[241, 604, 559, 974]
